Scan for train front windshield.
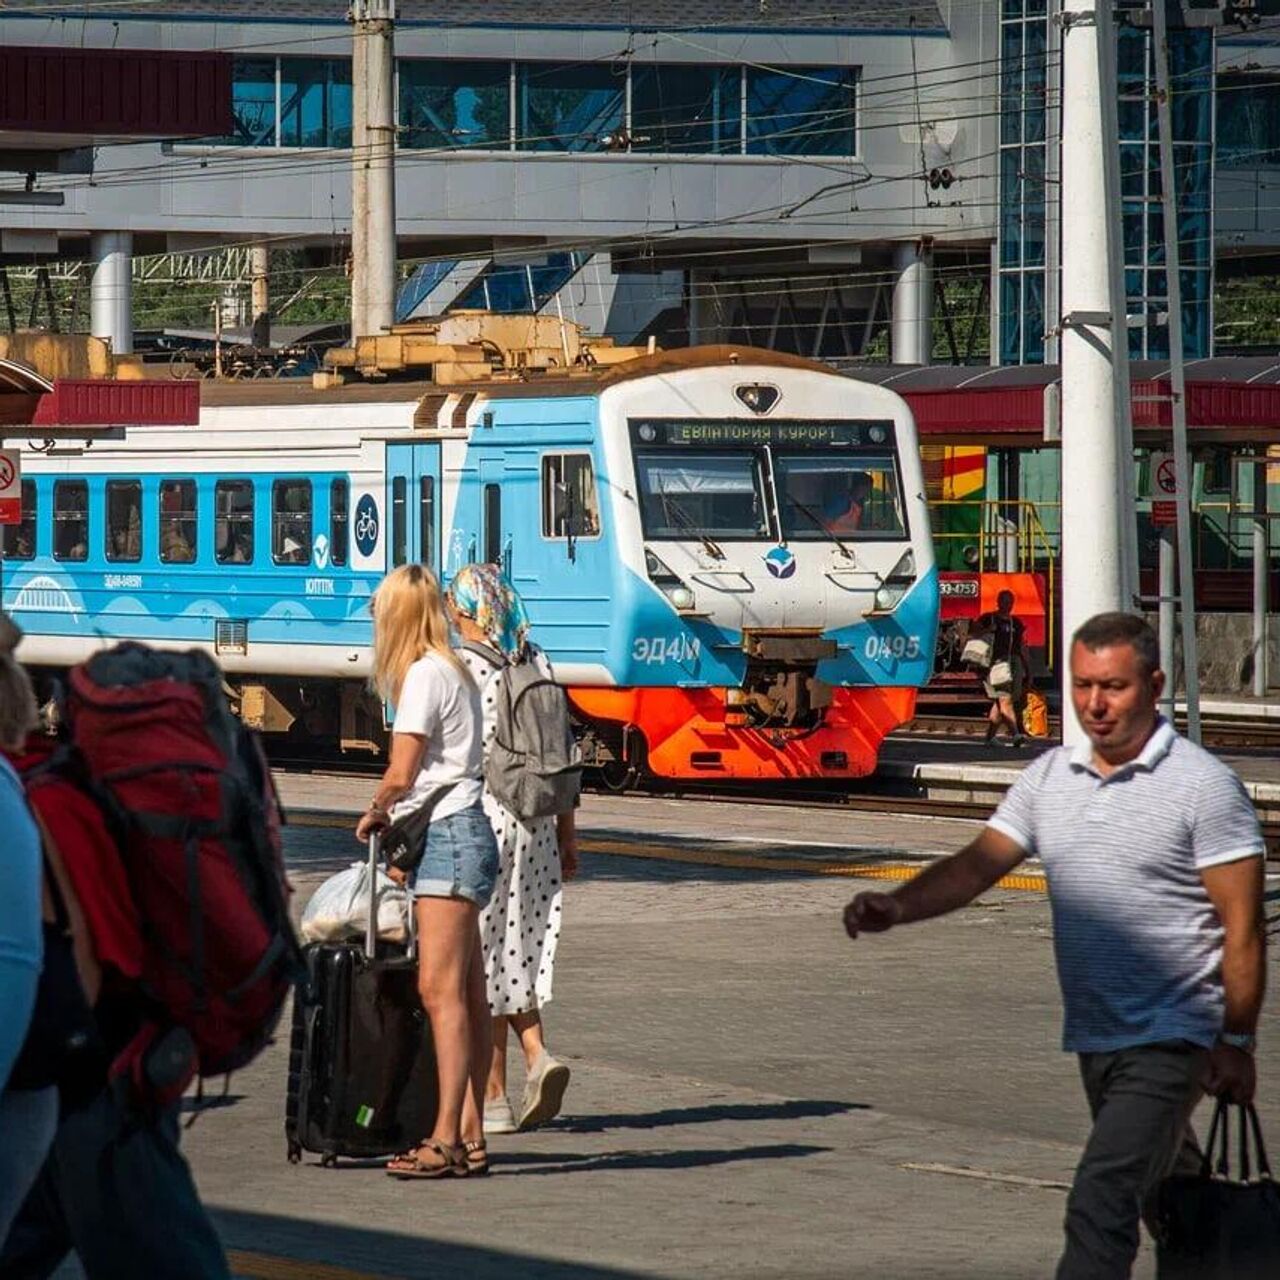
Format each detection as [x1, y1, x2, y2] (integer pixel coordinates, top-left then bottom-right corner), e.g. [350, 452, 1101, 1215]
[774, 455, 906, 541]
[631, 419, 908, 544]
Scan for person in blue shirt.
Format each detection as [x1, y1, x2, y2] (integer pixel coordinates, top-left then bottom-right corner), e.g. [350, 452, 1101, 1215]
[0, 617, 54, 1247]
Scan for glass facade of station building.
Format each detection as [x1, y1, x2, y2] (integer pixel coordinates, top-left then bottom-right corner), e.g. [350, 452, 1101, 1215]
[998, 2, 1214, 364]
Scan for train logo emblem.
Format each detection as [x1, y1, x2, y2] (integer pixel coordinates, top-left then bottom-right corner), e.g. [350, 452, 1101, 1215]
[764, 546, 796, 579]
[312, 533, 330, 570]
[354, 495, 379, 556]
[734, 383, 780, 416]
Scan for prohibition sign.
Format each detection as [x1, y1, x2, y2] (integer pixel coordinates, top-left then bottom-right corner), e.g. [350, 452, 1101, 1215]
[1155, 457, 1177, 496]
[0, 455, 14, 491]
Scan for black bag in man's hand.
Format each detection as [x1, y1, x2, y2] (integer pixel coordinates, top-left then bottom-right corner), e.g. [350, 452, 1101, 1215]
[1157, 1100, 1280, 1279]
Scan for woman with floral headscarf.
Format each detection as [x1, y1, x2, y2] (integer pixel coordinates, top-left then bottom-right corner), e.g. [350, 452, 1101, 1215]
[446, 563, 578, 1134]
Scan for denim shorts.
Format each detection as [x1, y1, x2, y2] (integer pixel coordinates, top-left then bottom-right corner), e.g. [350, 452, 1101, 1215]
[412, 802, 499, 909]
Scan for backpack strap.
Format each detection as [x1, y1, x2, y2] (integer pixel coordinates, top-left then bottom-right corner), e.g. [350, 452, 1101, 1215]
[460, 641, 504, 669]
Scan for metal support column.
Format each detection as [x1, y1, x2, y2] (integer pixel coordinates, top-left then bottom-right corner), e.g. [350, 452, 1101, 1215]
[1153, 0, 1201, 742]
[1059, 0, 1125, 745]
[891, 241, 933, 365]
[90, 231, 133, 355]
[353, 0, 397, 337]
[250, 244, 270, 348]
[1158, 528, 1176, 719]
[1254, 460, 1270, 697]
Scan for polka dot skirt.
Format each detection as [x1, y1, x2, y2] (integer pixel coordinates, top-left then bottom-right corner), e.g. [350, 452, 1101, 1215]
[461, 646, 564, 1017]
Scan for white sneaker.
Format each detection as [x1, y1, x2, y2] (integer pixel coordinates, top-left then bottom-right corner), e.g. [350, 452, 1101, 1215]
[483, 1095, 517, 1135]
[518, 1053, 570, 1131]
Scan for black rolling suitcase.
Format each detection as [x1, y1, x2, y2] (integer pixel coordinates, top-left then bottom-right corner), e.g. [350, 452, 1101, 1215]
[285, 833, 437, 1165]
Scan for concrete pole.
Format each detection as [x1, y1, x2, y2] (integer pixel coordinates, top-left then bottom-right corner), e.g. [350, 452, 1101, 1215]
[1254, 460, 1270, 697]
[354, 0, 397, 336]
[1158, 528, 1176, 719]
[89, 231, 133, 355]
[1059, 0, 1123, 746]
[250, 244, 270, 348]
[349, 7, 369, 341]
[891, 241, 932, 365]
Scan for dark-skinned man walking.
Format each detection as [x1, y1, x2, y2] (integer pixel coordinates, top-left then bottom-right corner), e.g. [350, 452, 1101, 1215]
[845, 612, 1266, 1279]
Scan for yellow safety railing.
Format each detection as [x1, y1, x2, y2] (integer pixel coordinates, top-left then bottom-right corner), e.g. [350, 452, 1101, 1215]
[928, 499, 1060, 668]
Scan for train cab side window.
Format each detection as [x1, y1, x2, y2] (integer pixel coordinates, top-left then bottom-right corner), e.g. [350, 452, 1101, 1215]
[215, 480, 255, 564]
[273, 479, 312, 566]
[541, 454, 600, 539]
[159, 480, 197, 563]
[330, 478, 349, 568]
[53, 480, 89, 562]
[106, 481, 143, 562]
[3, 480, 37, 560]
[420, 476, 435, 569]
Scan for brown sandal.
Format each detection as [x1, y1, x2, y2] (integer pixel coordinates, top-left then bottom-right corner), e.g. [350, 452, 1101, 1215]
[462, 1139, 489, 1177]
[386, 1139, 467, 1180]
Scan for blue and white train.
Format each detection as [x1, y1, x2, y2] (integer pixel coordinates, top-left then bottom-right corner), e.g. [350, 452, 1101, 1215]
[3, 346, 939, 781]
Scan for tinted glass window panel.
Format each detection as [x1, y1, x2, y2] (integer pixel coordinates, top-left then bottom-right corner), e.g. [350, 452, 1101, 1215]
[105, 480, 142, 563]
[541, 454, 600, 538]
[1217, 75, 1280, 167]
[776, 454, 906, 540]
[399, 60, 510, 150]
[3, 480, 36, 560]
[745, 66, 856, 157]
[483, 483, 502, 564]
[330, 478, 349, 568]
[391, 475, 407, 567]
[160, 480, 197, 564]
[635, 452, 769, 539]
[53, 480, 88, 562]
[215, 480, 255, 564]
[630, 65, 741, 155]
[273, 479, 312, 565]
[419, 476, 435, 569]
[280, 58, 352, 148]
[518, 63, 625, 152]
[221, 58, 276, 145]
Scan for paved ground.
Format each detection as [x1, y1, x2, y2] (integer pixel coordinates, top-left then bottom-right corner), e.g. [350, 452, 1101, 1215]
[121, 791, 1275, 1280]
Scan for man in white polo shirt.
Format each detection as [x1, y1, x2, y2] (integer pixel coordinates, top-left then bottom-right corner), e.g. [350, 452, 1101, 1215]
[844, 612, 1266, 1279]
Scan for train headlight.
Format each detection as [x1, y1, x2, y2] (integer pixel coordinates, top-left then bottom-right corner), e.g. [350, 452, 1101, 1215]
[638, 424, 657, 442]
[668, 586, 695, 610]
[869, 424, 888, 444]
[645, 549, 698, 613]
[874, 584, 904, 612]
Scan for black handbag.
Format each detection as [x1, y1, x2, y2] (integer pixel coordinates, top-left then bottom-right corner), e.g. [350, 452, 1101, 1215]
[1157, 1099, 1280, 1279]
[381, 783, 457, 873]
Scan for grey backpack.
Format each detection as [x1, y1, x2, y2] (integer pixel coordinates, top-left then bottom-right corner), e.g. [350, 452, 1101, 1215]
[466, 644, 582, 821]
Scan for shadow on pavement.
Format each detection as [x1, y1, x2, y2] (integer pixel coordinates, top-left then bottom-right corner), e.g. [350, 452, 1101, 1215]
[215, 1209, 651, 1279]
[551, 1099, 866, 1133]
[491, 1142, 830, 1175]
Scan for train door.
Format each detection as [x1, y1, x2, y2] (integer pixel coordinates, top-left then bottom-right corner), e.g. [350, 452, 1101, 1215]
[385, 443, 442, 577]
[478, 455, 509, 576]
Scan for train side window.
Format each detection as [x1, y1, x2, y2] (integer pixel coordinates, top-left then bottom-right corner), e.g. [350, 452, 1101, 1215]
[330, 478, 349, 568]
[483, 483, 501, 564]
[419, 476, 435, 569]
[541, 454, 600, 538]
[391, 475, 407, 567]
[215, 480, 255, 564]
[106, 480, 143, 562]
[273, 479, 312, 566]
[53, 480, 89, 561]
[159, 479, 197, 563]
[3, 480, 37, 560]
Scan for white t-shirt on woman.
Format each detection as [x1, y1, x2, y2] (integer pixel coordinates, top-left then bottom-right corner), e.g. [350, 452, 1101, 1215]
[388, 650, 483, 825]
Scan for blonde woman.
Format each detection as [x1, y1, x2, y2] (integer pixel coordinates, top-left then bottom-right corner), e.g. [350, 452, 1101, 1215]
[355, 565, 500, 1179]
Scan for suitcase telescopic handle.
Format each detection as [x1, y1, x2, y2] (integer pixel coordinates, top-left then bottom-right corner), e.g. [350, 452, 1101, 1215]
[366, 831, 380, 960]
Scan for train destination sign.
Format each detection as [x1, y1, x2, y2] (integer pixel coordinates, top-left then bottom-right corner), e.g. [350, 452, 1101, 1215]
[631, 420, 894, 449]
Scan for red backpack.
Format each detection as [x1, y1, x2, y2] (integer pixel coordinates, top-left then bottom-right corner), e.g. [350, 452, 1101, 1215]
[52, 643, 302, 1079]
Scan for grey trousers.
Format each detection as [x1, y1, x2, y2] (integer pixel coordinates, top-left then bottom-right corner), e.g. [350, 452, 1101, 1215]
[0, 1087, 58, 1247]
[1056, 1040, 1208, 1280]
[0, 1086, 229, 1280]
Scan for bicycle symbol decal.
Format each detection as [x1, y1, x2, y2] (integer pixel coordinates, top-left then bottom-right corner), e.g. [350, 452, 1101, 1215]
[354, 494, 380, 557]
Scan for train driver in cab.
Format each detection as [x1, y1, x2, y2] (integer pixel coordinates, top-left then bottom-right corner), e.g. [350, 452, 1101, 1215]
[823, 471, 872, 534]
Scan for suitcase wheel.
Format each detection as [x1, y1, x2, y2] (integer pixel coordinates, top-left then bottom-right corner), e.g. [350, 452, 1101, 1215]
[286, 1138, 302, 1165]
[320, 1152, 338, 1169]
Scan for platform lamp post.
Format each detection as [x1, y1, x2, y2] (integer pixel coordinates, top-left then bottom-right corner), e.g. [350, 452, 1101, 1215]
[1058, 0, 1136, 748]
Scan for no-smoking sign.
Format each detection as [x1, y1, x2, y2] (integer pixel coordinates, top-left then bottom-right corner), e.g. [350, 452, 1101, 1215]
[1150, 452, 1178, 527]
[0, 449, 20, 526]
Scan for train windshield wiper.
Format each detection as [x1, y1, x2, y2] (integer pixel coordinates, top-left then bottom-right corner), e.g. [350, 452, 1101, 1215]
[659, 491, 725, 561]
[788, 497, 854, 560]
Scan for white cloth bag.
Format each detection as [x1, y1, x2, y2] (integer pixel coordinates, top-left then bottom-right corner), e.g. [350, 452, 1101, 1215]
[300, 861, 411, 944]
